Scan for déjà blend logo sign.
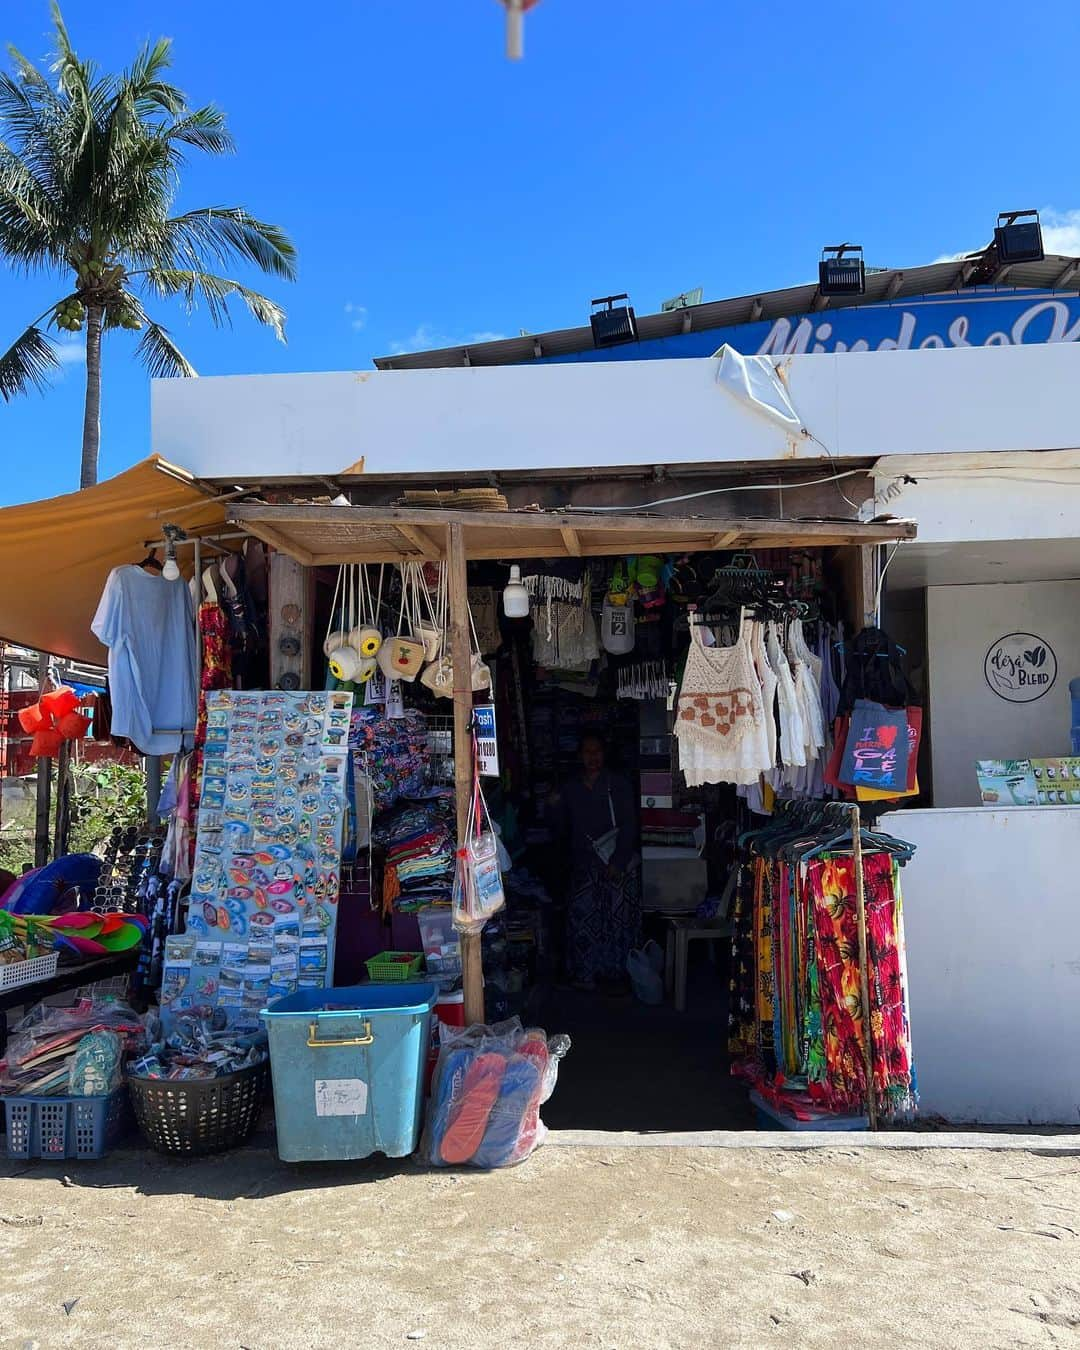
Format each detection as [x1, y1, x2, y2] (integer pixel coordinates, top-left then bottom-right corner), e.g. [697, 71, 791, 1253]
[984, 633, 1058, 703]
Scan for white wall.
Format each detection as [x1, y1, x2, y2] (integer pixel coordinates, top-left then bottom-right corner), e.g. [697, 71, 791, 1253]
[926, 580, 1080, 808]
[880, 805, 1080, 1125]
[873, 450, 1080, 545]
[151, 341, 1080, 479]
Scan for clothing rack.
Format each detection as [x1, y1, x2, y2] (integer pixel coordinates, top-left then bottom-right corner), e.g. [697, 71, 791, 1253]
[730, 797, 916, 1129]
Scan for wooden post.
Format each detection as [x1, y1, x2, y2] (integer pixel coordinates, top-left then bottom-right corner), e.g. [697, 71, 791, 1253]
[52, 739, 71, 859]
[33, 652, 51, 869]
[849, 803, 878, 1131]
[448, 523, 484, 1026]
[269, 552, 313, 690]
[852, 543, 879, 629]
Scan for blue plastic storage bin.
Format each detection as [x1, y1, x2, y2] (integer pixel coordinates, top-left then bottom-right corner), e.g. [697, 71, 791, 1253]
[261, 983, 437, 1162]
[3, 1087, 133, 1160]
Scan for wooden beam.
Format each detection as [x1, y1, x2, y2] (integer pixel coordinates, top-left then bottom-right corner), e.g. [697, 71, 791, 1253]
[232, 502, 916, 546]
[448, 522, 485, 1027]
[242, 520, 317, 566]
[397, 524, 443, 558]
[560, 525, 582, 556]
[709, 529, 741, 549]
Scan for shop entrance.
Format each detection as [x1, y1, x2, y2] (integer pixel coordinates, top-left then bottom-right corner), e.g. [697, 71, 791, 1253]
[445, 546, 854, 1133]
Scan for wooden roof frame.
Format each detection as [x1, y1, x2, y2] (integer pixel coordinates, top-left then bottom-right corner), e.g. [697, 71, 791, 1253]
[230, 501, 916, 566]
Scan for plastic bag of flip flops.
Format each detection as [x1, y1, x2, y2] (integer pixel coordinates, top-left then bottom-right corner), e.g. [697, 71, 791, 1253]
[419, 1018, 570, 1168]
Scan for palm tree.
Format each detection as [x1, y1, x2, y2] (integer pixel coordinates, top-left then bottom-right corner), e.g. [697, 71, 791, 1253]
[0, 3, 296, 487]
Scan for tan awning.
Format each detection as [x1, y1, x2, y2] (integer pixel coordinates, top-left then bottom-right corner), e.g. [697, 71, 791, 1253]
[230, 502, 916, 564]
[0, 456, 230, 664]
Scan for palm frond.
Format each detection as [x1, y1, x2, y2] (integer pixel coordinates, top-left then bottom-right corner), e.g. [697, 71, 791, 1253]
[49, 6, 103, 140]
[5, 45, 56, 97]
[141, 268, 287, 341]
[0, 147, 63, 267]
[133, 315, 197, 379]
[165, 104, 234, 156]
[0, 323, 60, 399]
[163, 207, 297, 280]
[124, 37, 183, 115]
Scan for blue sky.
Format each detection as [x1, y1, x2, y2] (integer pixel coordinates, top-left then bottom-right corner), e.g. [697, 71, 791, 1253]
[4, 0, 1080, 505]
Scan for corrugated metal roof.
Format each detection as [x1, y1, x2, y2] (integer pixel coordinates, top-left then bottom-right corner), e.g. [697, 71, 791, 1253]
[373, 253, 1080, 371]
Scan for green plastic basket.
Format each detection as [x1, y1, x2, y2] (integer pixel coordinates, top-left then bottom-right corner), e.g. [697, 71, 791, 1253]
[365, 950, 424, 982]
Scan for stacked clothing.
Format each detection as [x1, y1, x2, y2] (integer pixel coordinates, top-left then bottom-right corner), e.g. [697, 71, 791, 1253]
[350, 708, 431, 815]
[373, 793, 456, 915]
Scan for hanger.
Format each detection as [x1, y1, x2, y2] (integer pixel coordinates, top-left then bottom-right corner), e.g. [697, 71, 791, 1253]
[202, 563, 221, 604]
[138, 548, 164, 573]
[799, 815, 915, 864]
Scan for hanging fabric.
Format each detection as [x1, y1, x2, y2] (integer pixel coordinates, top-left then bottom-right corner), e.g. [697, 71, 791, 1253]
[616, 661, 668, 701]
[728, 801, 917, 1123]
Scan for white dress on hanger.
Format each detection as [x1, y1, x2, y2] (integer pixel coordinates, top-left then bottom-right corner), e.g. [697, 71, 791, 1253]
[750, 619, 779, 770]
[676, 609, 771, 787]
[784, 619, 826, 794]
[767, 620, 805, 775]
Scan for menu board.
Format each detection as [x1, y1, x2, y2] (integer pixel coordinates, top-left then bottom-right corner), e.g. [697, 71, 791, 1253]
[164, 689, 353, 1026]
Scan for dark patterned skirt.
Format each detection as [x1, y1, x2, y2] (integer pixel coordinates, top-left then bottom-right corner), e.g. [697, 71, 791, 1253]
[566, 856, 642, 984]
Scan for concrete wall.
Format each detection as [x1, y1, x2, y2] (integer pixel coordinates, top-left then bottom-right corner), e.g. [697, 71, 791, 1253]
[881, 805, 1080, 1125]
[926, 580, 1080, 808]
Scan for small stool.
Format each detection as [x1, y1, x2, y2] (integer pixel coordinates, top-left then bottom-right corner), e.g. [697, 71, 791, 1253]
[664, 917, 734, 1013]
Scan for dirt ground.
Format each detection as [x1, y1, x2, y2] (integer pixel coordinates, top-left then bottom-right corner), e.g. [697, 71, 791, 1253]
[2, 1142, 1079, 1350]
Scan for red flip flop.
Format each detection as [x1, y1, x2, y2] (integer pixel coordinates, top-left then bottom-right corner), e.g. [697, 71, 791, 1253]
[439, 1052, 507, 1165]
[509, 1036, 550, 1164]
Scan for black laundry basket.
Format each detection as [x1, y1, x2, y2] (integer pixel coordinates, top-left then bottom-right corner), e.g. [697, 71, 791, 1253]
[128, 1060, 270, 1156]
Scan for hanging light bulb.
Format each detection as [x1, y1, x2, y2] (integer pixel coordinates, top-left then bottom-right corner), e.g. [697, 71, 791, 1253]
[502, 564, 530, 618]
[161, 522, 185, 581]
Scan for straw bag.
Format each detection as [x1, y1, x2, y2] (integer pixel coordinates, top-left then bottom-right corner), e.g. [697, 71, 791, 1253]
[415, 563, 444, 662]
[421, 565, 454, 697]
[377, 565, 425, 683]
[421, 571, 491, 698]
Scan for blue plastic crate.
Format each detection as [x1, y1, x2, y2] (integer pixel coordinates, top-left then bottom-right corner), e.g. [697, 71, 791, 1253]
[261, 983, 436, 1162]
[3, 1087, 133, 1160]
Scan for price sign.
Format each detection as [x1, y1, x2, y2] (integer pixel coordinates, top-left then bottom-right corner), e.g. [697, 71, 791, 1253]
[473, 704, 500, 778]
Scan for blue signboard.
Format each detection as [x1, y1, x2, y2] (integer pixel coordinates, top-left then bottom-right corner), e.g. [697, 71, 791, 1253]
[542, 288, 1080, 364]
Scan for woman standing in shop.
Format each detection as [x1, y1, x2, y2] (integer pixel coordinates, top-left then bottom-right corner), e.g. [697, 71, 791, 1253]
[557, 733, 641, 992]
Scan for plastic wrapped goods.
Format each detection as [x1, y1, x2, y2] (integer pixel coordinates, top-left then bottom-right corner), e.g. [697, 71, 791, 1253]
[419, 1018, 569, 1169]
[0, 997, 144, 1096]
